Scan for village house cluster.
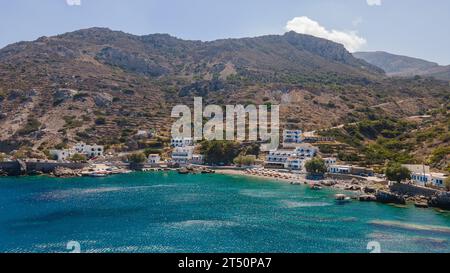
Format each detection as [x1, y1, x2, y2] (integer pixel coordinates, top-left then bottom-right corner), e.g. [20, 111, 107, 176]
[50, 143, 104, 162]
[402, 164, 448, 189]
[264, 130, 363, 175]
[169, 137, 204, 166]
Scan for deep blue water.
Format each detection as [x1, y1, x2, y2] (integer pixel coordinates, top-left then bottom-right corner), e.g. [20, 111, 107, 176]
[0, 172, 449, 253]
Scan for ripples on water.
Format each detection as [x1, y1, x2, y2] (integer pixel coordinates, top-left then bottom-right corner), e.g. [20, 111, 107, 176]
[0, 172, 449, 253]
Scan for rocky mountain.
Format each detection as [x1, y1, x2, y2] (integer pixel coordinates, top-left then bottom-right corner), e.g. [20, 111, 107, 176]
[354, 51, 450, 81]
[0, 28, 448, 155]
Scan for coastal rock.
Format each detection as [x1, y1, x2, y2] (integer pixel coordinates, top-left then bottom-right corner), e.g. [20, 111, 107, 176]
[375, 191, 406, 205]
[345, 185, 361, 191]
[414, 202, 429, 208]
[364, 187, 377, 194]
[93, 92, 114, 108]
[359, 195, 377, 202]
[53, 167, 78, 178]
[321, 180, 337, 187]
[429, 192, 450, 210]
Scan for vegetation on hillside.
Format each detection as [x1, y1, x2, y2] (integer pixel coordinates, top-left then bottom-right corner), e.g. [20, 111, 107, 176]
[127, 153, 147, 164]
[319, 104, 449, 171]
[305, 157, 327, 175]
[200, 141, 241, 165]
[385, 163, 411, 182]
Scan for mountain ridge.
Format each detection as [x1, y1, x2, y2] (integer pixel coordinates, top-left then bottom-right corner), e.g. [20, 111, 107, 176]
[354, 51, 450, 81]
[0, 27, 448, 157]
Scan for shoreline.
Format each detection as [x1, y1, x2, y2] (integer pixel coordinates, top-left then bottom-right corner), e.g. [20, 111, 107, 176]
[2, 167, 449, 212]
[214, 169, 450, 212]
[214, 169, 306, 184]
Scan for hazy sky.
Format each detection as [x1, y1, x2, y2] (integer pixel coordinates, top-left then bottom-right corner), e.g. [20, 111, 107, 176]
[1, 0, 449, 64]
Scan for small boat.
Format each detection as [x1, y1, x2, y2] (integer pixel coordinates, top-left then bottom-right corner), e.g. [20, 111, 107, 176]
[335, 194, 351, 204]
[90, 172, 107, 177]
[310, 184, 323, 190]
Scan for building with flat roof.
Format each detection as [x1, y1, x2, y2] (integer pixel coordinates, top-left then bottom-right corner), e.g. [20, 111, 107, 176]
[171, 137, 194, 147]
[283, 130, 303, 145]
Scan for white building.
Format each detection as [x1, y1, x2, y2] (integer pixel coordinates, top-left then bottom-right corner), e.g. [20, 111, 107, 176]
[171, 146, 195, 165]
[265, 149, 296, 169]
[431, 173, 448, 188]
[49, 149, 72, 161]
[283, 130, 303, 145]
[148, 154, 161, 165]
[285, 157, 303, 170]
[73, 143, 104, 158]
[403, 165, 447, 188]
[171, 137, 194, 147]
[324, 157, 337, 166]
[328, 165, 352, 174]
[294, 144, 318, 159]
[265, 149, 308, 170]
[49, 143, 104, 162]
[191, 154, 205, 165]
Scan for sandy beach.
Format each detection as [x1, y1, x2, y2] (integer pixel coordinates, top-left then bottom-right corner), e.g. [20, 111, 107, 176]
[214, 168, 389, 195]
[214, 169, 310, 185]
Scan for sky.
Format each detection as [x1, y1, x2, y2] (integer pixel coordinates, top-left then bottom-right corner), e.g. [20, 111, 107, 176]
[0, 0, 449, 65]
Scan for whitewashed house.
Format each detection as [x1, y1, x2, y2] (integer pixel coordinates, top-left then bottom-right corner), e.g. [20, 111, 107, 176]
[171, 146, 194, 165]
[171, 137, 194, 147]
[191, 154, 205, 165]
[294, 144, 318, 159]
[74, 143, 104, 158]
[285, 157, 303, 170]
[265, 149, 296, 169]
[49, 149, 72, 161]
[324, 157, 337, 166]
[404, 164, 431, 186]
[431, 173, 447, 188]
[403, 165, 447, 188]
[283, 130, 303, 145]
[265, 149, 309, 170]
[50, 143, 104, 162]
[148, 154, 161, 165]
[328, 165, 352, 174]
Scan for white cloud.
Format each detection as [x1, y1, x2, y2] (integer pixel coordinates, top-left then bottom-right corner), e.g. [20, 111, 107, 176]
[285, 16, 366, 52]
[66, 0, 81, 6]
[366, 0, 382, 6]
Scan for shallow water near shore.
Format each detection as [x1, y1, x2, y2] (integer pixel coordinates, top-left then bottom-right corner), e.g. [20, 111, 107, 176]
[0, 172, 449, 253]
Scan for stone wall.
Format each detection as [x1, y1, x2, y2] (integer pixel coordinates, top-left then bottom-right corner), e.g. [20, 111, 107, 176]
[0, 161, 87, 175]
[326, 173, 366, 181]
[390, 183, 440, 197]
[0, 161, 21, 175]
[26, 162, 87, 173]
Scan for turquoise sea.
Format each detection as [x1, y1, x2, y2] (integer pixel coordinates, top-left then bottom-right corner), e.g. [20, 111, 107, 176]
[0, 172, 449, 253]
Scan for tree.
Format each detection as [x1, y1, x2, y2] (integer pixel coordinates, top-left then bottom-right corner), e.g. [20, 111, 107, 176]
[128, 153, 147, 164]
[17, 118, 41, 136]
[385, 163, 411, 183]
[95, 117, 106, 125]
[305, 157, 327, 175]
[233, 155, 256, 167]
[70, 153, 87, 163]
[200, 141, 241, 165]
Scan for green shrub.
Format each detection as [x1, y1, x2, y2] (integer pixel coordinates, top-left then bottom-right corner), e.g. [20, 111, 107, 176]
[305, 157, 327, 175]
[385, 163, 411, 182]
[17, 118, 41, 136]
